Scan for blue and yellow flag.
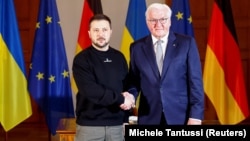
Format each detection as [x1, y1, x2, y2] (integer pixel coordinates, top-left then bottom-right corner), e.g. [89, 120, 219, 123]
[120, 0, 149, 114]
[171, 0, 194, 37]
[28, 0, 75, 135]
[120, 0, 149, 64]
[0, 0, 32, 131]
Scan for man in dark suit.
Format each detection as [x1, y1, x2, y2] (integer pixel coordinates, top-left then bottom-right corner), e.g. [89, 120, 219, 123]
[127, 3, 204, 125]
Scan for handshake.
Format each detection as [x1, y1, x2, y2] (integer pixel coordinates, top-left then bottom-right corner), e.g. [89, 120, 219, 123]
[120, 92, 135, 110]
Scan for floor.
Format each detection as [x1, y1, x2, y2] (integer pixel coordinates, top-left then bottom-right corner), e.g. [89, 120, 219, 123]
[0, 119, 76, 141]
[0, 124, 49, 141]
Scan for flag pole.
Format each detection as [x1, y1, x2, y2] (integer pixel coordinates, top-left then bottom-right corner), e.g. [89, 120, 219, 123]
[5, 131, 8, 141]
[0, 126, 8, 141]
[48, 130, 51, 141]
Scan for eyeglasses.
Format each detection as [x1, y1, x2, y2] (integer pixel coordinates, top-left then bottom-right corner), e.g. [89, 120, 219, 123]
[148, 18, 168, 24]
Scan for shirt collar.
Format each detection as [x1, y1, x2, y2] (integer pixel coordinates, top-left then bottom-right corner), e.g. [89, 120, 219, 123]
[151, 33, 169, 45]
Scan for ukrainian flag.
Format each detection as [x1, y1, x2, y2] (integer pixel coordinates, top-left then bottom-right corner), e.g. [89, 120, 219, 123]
[0, 0, 32, 131]
[120, 0, 149, 114]
[120, 0, 149, 64]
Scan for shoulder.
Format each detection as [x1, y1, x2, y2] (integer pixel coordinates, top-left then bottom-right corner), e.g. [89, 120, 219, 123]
[108, 47, 127, 63]
[131, 35, 151, 46]
[73, 47, 92, 61]
[109, 47, 124, 56]
[169, 31, 197, 46]
[129, 35, 152, 53]
[172, 32, 194, 41]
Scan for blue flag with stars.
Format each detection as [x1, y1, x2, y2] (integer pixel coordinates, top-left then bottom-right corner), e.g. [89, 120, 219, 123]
[171, 0, 194, 37]
[28, 0, 75, 135]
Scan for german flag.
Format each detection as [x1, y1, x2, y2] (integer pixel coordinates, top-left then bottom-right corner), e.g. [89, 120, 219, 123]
[203, 0, 249, 124]
[71, 0, 102, 94]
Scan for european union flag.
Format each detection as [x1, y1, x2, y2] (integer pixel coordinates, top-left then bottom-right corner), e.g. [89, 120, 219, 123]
[28, 0, 75, 135]
[171, 0, 194, 37]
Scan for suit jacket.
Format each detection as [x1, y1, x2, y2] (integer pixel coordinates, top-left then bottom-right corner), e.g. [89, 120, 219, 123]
[128, 31, 204, 124]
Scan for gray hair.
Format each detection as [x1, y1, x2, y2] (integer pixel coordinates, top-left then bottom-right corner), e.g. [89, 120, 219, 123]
[145, 3, 172, 19]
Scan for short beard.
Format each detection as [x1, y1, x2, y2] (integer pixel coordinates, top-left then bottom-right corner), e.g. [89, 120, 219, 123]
[93, 41, 109, 49]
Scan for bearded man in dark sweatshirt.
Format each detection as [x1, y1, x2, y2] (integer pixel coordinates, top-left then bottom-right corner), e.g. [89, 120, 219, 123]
[73, 14, 134, 141]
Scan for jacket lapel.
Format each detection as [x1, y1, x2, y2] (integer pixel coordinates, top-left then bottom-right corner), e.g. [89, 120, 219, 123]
[142, 36, 160, 77]
[161, 32, 178, 79]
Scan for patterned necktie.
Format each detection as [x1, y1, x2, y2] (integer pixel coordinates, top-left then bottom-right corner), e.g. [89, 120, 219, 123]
[156, 40, 163, 74]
